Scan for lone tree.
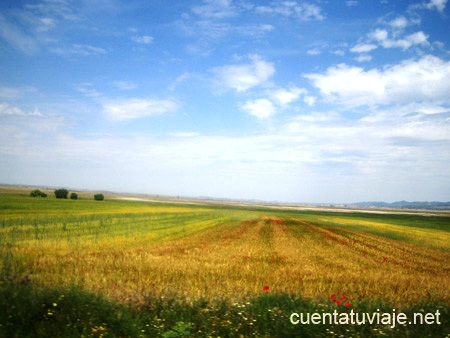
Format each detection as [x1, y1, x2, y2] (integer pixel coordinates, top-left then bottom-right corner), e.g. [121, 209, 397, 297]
[94, 194, 104, 201]
[30, 189, 47, 197]
[70, 192, 78, 200]
[54, 188, 69, 199]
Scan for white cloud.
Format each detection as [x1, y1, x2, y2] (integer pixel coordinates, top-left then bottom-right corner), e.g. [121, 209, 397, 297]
[270, 87, 306, 106]
[2, 102, 449, 202]
[72, 44, 107, 55]
[0, 14, 38, 53]
[370, 29, 388, 43]
[406, 31, 429, 45]
[180, 2, 275, 55]
[25, 0, 80, 24]
[388, 16, 409, 30]
[303, 95, 316, 106]
[306, 48, 321, 56]
[0, 103, 27, 116]
[132, 35, 153, 44]
[369, 29, 429, 50]
[305, 65, 385, 106]
[350, 43, 378, 53]
[192, 0, 237, 19]
[77, 83, 102, 98]
[0, 103, 65, 142]
[241, 86, 310, 119]
[355, 54, 372, 63]
[113, 81, 137, 90]
[241, 99, 276, 119]
[255, 1, 324, 21]
[169, 73, 192, 91]
[424, 0, 448, 12]
[241, 86, 316, 119]
[287, 111, 342, 125]
[169, 132, 200, 138]
[36, 17, 56, 32]
[213, 54, 275, 92]
[0, 87, 21, 100]
[52, 44, 107, 56]
[102, 98, 179, 121]
[0, 103, 42, 117]
[332, 50, 345, 56]
[0, 86, 36, 100]
[305, 55, 450, 107]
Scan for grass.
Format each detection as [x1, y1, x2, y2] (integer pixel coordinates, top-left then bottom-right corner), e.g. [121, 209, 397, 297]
[1, 281, 449, 337]
[1, 190, 450, 337]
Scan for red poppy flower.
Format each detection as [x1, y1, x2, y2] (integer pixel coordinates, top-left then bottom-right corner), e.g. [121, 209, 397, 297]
[331, 294, 336, 301]
[336, 300, 342, 305]
[341, 295, 348, 301]
[345, 302, 351, 307]
[263, 286, 270, 292]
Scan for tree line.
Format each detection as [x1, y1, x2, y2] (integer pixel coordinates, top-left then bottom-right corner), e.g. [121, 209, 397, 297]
[30, 189, 104, 201]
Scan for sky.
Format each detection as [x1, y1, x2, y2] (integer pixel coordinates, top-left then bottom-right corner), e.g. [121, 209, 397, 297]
[0, 0, 449, 204]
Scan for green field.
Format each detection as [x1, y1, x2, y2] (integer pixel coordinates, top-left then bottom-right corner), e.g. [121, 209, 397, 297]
[1, 190, 450, 337]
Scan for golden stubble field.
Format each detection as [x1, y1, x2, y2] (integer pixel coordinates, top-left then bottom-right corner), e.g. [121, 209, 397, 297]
[3, 194, 448, 308]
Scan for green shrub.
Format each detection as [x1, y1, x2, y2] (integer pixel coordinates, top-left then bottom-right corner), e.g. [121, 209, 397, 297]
[30, 189, 47, 197]
[70, 192, 78, 200]
[94, 194, 104, 201]
[54, 189, 69, 199]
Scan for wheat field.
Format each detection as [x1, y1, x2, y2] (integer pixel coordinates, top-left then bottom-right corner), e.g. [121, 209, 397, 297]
[1, 192, 449, 309]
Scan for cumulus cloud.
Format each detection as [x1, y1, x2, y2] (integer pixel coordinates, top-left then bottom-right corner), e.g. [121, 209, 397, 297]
[241, 86, 310, 119]
[354, 54, 372, 63]
[423, 0, 448, 12]
[270, 87, 306, 106]
[350, 43, 376, 62]
[369, 29, 429, 50]
[350, 43, 378, 53]
[348, 10, 429, 58]
[303, 95, 316, 106]
[241, 99, 276, 119]
[388, 16, 409, 30]
[213, 54, 275, 92]
[305, 55, 450, 107]
[102, 98, 179, 121]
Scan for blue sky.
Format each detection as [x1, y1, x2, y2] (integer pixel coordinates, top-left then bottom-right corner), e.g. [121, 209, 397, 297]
[1, 0, 449, 203]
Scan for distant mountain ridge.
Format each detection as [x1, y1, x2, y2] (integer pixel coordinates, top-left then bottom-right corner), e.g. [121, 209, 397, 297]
[349, 200, 450, 210]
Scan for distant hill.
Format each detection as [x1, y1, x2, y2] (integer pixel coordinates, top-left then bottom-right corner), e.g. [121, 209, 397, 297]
[350, 200, 450, 210]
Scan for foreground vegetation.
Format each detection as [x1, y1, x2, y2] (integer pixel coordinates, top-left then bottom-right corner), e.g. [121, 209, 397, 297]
[1, 190, 449, 336]
[2, 281, 448, 337]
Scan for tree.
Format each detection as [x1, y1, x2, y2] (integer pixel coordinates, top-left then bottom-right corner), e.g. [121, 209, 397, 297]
[30, 189, 47, 197]
[94, 194, 104, 201]
[54, 189, 69, 199]
[70, 192, 78, 200]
